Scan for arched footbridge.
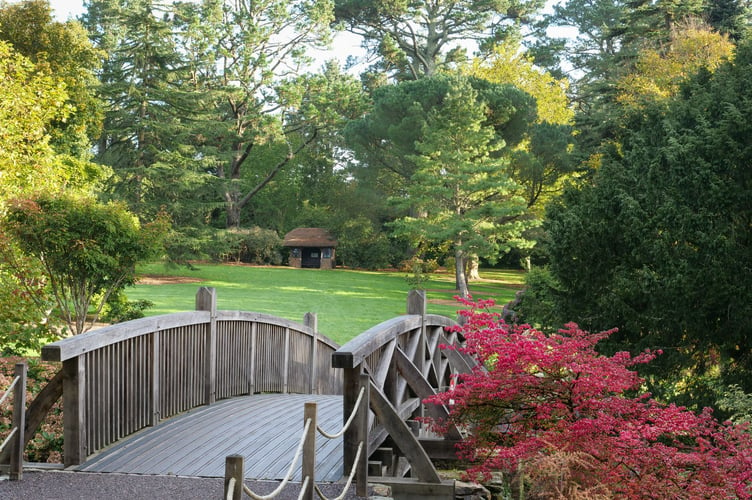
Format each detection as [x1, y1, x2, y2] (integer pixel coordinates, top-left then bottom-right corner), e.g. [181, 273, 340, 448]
[2, 288, 477, 498]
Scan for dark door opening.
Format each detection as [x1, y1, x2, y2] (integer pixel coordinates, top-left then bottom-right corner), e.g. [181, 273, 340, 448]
[301, 248, 321, 268]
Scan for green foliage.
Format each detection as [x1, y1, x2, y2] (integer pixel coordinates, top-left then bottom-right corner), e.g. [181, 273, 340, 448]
[99, 290, 154, 323]
[0, 233, 62, 355]
[717, 385, 752, 426]
[0, 0, 103, 159]
[2, 194, 168, 334]
[388, 75, 535, 296]
[210, 228, 283, 266]
[0, 41, 68, 199]
[333, 216, 394, 270]
[334, 0, 545, 79]
[513, 266, 562, 329]
[523, 43, 752, 408]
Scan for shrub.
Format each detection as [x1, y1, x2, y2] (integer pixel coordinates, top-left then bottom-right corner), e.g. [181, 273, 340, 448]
[424, 298, 752, 499]
[100, 290, 154, 323]
[210, 227, 283, 265]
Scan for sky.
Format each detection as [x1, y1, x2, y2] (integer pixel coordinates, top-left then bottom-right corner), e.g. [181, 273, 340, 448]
[49, 0, 85, 21]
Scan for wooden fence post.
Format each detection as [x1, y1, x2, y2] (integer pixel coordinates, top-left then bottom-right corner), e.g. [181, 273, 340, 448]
[196, 287, 217, 405]
[302, 402, 317, 500]
[9, 362, 26, 480]
[356, 373, 370, 497]
[224, 454, 244, 500]
[63, 356, 86, 466]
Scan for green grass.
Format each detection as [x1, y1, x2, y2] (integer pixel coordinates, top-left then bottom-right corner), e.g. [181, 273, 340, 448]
[126, 263, 525, 345]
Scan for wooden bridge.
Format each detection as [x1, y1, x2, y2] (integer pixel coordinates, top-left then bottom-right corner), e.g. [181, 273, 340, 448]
[2, 288, 476, 498]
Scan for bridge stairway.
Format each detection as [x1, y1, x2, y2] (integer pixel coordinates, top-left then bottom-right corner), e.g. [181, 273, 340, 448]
[74, 394, 344, 482]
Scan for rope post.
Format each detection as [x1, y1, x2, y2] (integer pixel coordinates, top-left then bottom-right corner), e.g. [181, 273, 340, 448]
[10, 362, 27, 481]
[302, 402, 317, 500]
[356, 374, 370, 497]
[224, 454, 244, 500]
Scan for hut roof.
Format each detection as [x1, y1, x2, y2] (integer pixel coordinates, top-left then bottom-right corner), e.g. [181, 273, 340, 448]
[283, 228, 337, 248]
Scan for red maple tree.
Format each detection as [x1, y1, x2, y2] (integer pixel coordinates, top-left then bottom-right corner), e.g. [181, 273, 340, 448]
[424, 298, 752, 499]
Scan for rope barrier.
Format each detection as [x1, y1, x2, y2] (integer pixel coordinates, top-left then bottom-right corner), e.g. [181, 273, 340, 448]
[0, 375, 20, 407]
[0, 427, 18, 453]
[296, 476, 310, 500]
[313, 441, 364, 500]
[226, 477, 237, 500]
[226, 382, 368, 499]
[316, 386, 366, 440]
[241, 418, 312, 500]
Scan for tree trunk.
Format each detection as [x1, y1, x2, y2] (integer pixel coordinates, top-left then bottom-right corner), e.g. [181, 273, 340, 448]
[455, 248, 469, 298]
[467, 255, 481, 281]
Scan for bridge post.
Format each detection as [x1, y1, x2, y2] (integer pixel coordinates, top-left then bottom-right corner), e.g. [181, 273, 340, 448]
[341, 364, 360, 474]
[196, 287, 217, 405]
[63, 356, 86, 466]
[356, 373, 370, 497]
[304, 313, 318, 394]
[407, 289, 427, 420]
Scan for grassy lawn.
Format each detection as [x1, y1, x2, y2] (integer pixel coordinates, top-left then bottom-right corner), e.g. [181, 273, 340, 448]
[127, 263, 525, 345]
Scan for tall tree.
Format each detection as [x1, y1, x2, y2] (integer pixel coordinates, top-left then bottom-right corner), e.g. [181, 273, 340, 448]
[616, 21, 735, 106]
[389, 76, 534, 296]
[522, 41, 752, 408]
[0, 0, 103, 159]
[334, 0, 545, 80]
[86, 0, 364, 229]
[466, 40, 576, 210]
[0, 41, 71, 199]
[84, 0, 204, 221]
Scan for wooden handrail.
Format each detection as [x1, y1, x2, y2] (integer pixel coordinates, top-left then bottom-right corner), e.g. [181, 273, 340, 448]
[331, 314, 456, 369]
[332, 290, 474, 496]
[0, 363, 27, 480]
[38, 287, 342, 466]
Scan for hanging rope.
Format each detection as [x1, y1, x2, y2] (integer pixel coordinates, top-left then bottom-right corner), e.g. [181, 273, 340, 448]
[316, 386, 366, 439]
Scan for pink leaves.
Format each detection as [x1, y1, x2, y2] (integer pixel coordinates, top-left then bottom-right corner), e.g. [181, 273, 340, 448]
[424, 298, 752, 498]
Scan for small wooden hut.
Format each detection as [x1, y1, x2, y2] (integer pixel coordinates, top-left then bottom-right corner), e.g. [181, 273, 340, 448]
[283, 228, 337, 269]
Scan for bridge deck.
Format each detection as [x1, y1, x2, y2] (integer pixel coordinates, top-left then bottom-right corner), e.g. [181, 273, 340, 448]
[75, 394, 345, 482]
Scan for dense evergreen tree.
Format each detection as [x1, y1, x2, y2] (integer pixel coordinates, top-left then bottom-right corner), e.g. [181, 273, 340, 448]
[390, 76, 535, 296]
[521, 42, 752, 408]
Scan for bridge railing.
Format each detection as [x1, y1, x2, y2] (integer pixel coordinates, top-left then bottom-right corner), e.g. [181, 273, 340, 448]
[332, 290, 477, 496]
[0, 362, 26, 480]
[40, 287, 342, 466]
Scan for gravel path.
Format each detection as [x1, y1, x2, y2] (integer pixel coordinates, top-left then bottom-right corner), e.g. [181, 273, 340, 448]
[0, 470, 368, 500]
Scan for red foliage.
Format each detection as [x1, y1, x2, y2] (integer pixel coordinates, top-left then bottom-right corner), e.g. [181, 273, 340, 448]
[424, 298, 752, 499]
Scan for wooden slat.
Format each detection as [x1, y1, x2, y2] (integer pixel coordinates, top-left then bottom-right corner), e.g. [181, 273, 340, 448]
[368, 381, 441, 483]
[77, 394, 344, 481]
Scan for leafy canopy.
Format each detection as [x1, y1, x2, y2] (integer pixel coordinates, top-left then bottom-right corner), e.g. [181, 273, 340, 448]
[2, 194, 168, 334]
